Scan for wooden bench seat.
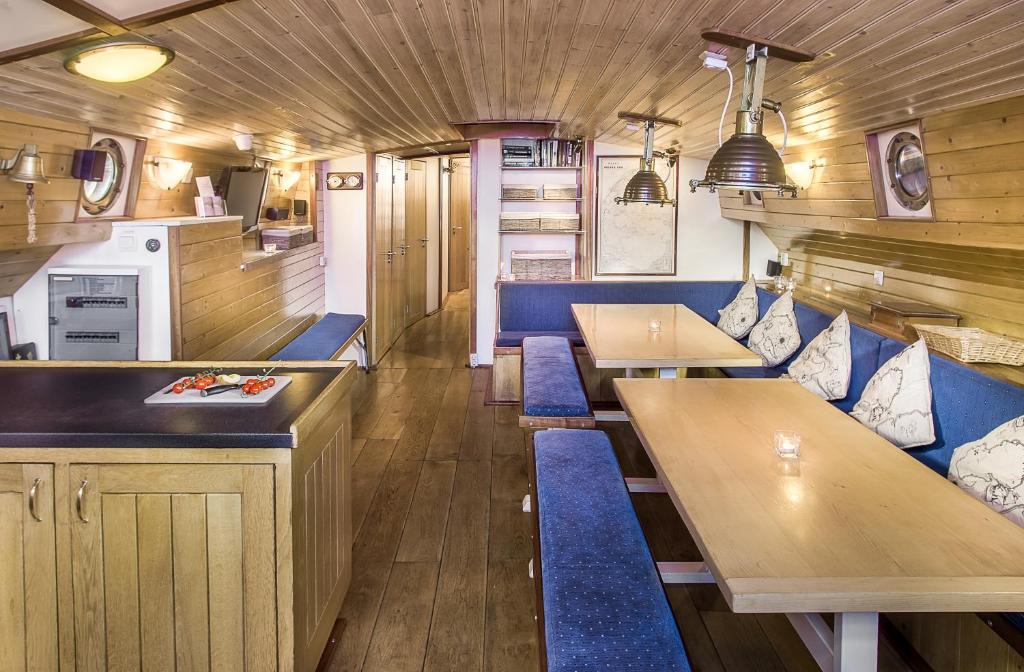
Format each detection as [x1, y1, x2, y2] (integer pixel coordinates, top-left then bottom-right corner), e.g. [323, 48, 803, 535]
[530, 429, 691, 672]
[270, 313, 367, 364]
[519, 336, 594, 429]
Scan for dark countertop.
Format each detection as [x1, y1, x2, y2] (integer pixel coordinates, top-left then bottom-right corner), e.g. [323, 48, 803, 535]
[0, 367, 343, 448]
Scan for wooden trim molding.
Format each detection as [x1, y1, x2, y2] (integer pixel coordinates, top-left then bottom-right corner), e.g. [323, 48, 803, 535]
[453, 121, 558, 141]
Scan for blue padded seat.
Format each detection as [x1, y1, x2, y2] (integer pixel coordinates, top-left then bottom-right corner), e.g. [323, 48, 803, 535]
[497, 280, 743, 345]
[533, 429, 691, 672]
[522, 336, 590, 418]
[270, 313, 366, 361]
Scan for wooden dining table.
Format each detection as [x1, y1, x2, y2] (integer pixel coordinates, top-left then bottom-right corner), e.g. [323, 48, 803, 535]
[571, 303, 763, 378]
[614, 377, 1024, 672]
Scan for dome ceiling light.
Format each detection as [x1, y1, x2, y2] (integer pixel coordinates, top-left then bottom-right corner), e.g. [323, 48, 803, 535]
[64, 42, 175, 83]
[615, 112, 680, 207]
[690, 29, 816, 198]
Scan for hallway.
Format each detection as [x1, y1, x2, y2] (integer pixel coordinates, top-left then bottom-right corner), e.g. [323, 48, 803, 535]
[331, 291, 915, 672]
[331, 291, 540, 672]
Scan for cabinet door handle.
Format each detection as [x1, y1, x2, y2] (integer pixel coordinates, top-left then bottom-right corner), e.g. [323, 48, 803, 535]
[28, 478, 42, 522]
[76, 479, 89, 523]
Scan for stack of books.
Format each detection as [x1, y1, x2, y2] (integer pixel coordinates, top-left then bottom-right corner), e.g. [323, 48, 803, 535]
[502, 139, 583, 167]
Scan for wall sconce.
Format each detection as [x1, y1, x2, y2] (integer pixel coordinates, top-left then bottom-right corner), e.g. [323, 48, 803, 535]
[145, 157, 193, 190]
[234, 133, 254, 151]
[785, 158, 825, 190]
[274, 168, 302, 190]
[1, 144, 49, 244]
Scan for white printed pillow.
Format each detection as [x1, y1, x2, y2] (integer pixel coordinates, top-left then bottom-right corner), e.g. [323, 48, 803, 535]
[717, 277, 758, 339]
[786, 311, 852, 401]
[746, 291, 800, 367]
[850, 338, 935, 449]
[949, 416, 1024, 527]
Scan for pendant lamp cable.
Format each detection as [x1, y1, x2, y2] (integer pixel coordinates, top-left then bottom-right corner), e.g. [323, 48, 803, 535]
[717, 66, 734, 148]
[778, 109, 788, 156]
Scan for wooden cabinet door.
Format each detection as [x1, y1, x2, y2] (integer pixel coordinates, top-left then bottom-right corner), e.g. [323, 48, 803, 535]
[448, 158, 471, 292]
[69, 464, 277, 672]
[373, 154, 394, 361]
[391, 158, 408, 338]
[0, 464, 58, 671]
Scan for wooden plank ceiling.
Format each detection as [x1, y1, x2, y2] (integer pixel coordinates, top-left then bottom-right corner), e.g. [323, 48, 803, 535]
[1, 0, 1022, 159]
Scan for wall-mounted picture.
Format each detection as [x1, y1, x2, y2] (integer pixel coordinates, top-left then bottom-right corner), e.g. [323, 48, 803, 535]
[595, 155, 677, 275]
[75, 128, 148, 221]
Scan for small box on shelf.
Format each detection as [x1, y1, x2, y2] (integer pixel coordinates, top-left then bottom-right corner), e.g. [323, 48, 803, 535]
[543, 184, 579, 200]
[510, 250, 573, 280]
[499, 213, 541, 231]
[540, 213, 581, 231]
[501, 184, 540, 200]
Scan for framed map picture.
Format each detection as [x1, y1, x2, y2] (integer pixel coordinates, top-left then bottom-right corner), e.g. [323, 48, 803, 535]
[595, 156, 677, 275]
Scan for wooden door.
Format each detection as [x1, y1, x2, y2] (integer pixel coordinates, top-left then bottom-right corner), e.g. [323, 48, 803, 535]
[405, 160, 428, 325]
[448, 158, 471, 292]
[69, 463, 277, 672]
[373, 154, 394, 360]
[0, 464, 58, 671]
[391, 159, 407, 339]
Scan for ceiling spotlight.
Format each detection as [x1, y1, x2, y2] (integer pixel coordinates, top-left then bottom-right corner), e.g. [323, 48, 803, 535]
[690, 31, 816, 198]
[64, 42, 174, 83]
[615, 112, 680, 207]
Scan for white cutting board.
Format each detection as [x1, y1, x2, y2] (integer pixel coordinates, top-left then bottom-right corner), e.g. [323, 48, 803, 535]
[144, 376, 292, 405]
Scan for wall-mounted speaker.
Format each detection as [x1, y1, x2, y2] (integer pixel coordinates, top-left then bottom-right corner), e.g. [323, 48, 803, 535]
[72, 149, 108, 181]
[766, 260, 783, 277]
[265, 207, 290, 221]
[293, 199, 308, 217]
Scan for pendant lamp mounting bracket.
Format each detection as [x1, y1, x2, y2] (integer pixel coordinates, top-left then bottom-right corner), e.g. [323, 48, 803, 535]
[700, 29, 816, 63]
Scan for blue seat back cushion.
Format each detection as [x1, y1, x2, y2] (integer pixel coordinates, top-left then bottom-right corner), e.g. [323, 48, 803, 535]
[875, 339, 1024, 474]
[522, 337, 589, 417]
[534, 430, 691, 672]
[270, 313, 365, 360]
[495, 330, 584, 348]
[834, 325, 885, 413]
[498, 281, 743, 333]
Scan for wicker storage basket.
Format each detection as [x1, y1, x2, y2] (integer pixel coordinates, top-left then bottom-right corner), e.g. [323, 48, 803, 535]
[261, 225, 314, 250]
[501, 184, 539, 200]
[540, 213, 581, 231]
[499, 213, 540, 231]
[914, 325, 1024, 366]
[543, 184, 578, 200]
[510, 250, 572, 280]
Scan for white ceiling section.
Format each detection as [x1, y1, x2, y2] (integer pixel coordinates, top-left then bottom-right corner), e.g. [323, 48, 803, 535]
[0, 0, 93, 53]
[0, 0, 1023, 159]
[86, 0, 186, 21]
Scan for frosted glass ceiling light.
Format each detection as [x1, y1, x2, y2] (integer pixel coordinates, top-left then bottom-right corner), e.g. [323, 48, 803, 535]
[65, 42, 175, 83]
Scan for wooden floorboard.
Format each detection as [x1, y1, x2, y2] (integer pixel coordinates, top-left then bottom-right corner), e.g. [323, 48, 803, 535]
[331, 289, 916, 672]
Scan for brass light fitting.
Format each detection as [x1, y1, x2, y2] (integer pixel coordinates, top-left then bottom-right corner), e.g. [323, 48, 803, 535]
[616, 112, 680, 207]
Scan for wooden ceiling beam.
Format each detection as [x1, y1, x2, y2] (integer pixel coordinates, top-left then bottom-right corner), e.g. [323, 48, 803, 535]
[123, 0, 243, 30]
[0, 29, 103, 66]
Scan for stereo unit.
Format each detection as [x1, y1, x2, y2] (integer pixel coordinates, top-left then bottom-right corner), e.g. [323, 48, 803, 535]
[265, 207, 290, 221]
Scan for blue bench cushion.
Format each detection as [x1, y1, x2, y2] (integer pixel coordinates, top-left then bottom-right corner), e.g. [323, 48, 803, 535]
[522, 337, 590, 417]
[270, 313, 365, 361]
[534, 430, 691, 672]
[496, 330, 584, 348]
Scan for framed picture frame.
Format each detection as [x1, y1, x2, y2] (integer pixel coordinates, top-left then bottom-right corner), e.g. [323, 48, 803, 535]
[76, 128, 148, 222]
[594, 155, 678, 276]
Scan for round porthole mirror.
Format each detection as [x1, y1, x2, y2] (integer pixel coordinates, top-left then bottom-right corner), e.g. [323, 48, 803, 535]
[885, 132, 929, 211]
[81, 138, 125, 215]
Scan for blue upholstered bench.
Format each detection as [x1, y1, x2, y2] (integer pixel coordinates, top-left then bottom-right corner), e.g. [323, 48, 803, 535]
[270, 313, 367, 364]
[520, 336, 594, 429]
[532, 429, 691, 672]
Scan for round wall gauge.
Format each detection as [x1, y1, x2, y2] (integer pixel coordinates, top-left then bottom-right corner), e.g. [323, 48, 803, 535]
[326, 172, 364, 190]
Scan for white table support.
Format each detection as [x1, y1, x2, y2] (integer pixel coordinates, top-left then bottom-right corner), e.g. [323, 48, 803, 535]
[624, 367, 682, 379]
[657, 561, 715, 584]
[624, 477, 667, 493]
[787, 612, 879, 672]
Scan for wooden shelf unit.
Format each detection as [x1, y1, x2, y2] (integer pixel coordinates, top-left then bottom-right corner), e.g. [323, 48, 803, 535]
[498, 138, 592, 281]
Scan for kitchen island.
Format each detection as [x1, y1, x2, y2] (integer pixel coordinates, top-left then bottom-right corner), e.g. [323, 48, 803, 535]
[0, 360, 356, 672]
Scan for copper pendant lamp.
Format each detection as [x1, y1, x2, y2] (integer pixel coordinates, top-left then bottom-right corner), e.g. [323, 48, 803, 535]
[615, 112, 680, 207]
[690, 30, 816, 198]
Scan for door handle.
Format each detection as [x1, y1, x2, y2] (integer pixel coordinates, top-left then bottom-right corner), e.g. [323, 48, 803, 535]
[381, 250, 395, 263]
[420, 237, 430, 247]
[397, 244, 409, 255]
[28, 478, 42, 522]
[76, 479, 89, 523]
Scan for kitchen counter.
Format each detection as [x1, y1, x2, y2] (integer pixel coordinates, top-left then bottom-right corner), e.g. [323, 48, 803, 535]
[0, 366, 339, 448]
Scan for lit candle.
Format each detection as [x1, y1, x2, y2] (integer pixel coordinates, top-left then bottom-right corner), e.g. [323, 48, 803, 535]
[774, 430, 801, 459]
[648, 318, 662, 332]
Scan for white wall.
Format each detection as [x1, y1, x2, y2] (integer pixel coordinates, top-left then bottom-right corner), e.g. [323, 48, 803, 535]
[424, 157, 441, 313]
[13, 223, 172, 360]
[323, 155, 369, 317]
[474, 140, 501, 365]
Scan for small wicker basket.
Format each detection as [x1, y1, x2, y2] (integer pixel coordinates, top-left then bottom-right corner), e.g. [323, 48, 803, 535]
[914, 324, 1024, 366]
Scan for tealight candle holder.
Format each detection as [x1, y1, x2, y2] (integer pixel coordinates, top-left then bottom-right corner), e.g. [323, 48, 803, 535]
[263, 243, 278, 254]
[774, 430, 801, 460]
[648, 318, 662, 333]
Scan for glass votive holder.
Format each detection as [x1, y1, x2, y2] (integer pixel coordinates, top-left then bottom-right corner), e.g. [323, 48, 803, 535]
[263, 243, 278, 254]
[787, 277, 797, 292]
[774, 430, 801, 460]
[648, 318, 662, 332]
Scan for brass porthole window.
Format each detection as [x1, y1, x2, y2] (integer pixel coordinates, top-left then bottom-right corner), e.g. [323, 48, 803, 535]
[81, 138, 125, 215]
[885, 132, 929, 211]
